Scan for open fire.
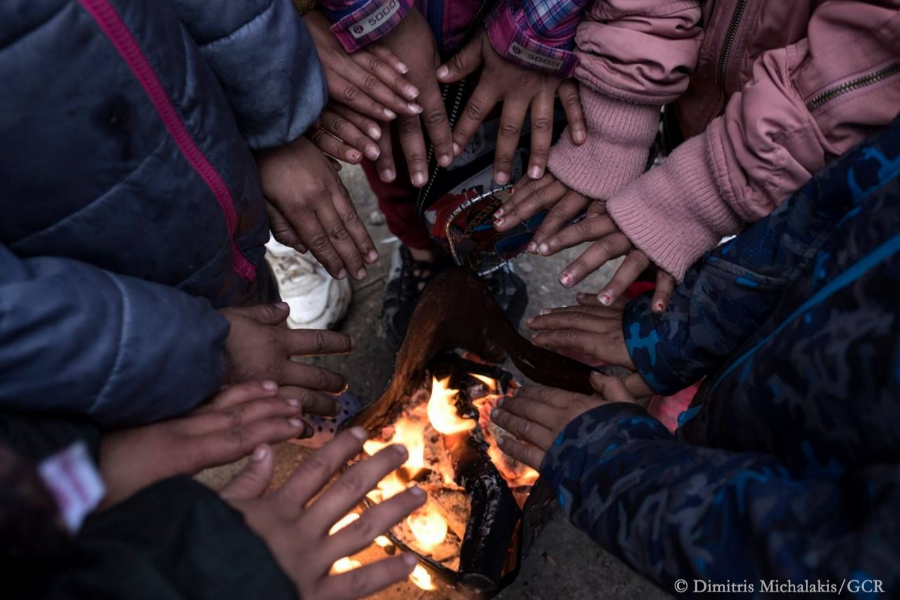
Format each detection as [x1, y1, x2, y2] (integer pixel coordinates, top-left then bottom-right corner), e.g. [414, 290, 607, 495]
[330, 371, 538, 592]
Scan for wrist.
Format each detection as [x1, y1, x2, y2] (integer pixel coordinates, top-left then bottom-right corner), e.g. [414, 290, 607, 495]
[485, 1, 578, 77]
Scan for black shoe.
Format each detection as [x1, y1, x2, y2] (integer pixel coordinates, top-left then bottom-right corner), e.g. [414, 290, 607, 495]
[381, 246, 528, 350]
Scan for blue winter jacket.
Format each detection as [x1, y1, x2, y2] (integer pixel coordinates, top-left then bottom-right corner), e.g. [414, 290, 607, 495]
[542, 116, 900, 595]
[0, 0, 327, 426]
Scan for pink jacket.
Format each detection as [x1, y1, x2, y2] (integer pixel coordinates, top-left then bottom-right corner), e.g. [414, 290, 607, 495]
[548, 0, 900, 280]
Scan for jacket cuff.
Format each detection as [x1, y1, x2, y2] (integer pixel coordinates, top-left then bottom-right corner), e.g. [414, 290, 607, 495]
[485, 1, 578, 77]
[326, 0, 414, 53]
[607, 126, 743, 281]
[548, 88, 661, 199]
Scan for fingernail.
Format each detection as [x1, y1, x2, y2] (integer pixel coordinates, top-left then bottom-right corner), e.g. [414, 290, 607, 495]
[576, 293, 587, 299]
[494, 217, 505, 226]
[354, 268, 366, 280]
[439, 154, 452, 167]
[490, 408, 500, 420]
[381, 169, 395, 182]
[527, 242, 537, 253]
[410, 486, 426, 498]
[365, 147, 381, 160]
[405, 86, 420, 99]
[287, 398, 300, 407]
[275, 302, 289, 311]
[560, 273, 573, 287]
[495, 171, 509, 185]
[262, 380, 278, 391]
[526, 317, 534, 325]
[436, 65, 450, 79]
[403, 554, 417, 567]
[540, 308, 551, 315]
[494, 208, 505, 218]
[348, 150, 362, 161]
[383, 108, 397, 119]
[252, 445, 268, 462]
[408, 103, 423, 114]
[575, 129, 586, 143]
[654, 301, 665, 312]
[368, 127, 382, 140]
[337, 269, 347, 280]
[367, 250, 380, 263]
[393, 445, 409, 459]
[497, 397, 505, 407]
[529, 165, 542, 179]
[538, 243, 549, 255]
[349, 426, 368, 441]
[397, 62, 409, 74]
[289, 418, 304, 428]
[453, 142, 462, 156]
[412, 172, 426, 187]
[599, 293, 612, 306]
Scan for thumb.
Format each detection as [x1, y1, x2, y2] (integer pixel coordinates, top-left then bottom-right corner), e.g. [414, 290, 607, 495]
[242, 302, 290, 327]
[220, 444, 275, 502]
[436, 36, 482, 83]
[589, 372, 637, 403]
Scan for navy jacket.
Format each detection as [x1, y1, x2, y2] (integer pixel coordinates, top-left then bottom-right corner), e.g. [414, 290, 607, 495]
[542, 117, 900, 595]
[0, 0, 327, 426]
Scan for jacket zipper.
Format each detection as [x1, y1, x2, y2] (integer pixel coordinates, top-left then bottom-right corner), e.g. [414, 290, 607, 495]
[806, 61, 900, 112]
[717, 0, 748, 88]
[76, 0, 257, 281]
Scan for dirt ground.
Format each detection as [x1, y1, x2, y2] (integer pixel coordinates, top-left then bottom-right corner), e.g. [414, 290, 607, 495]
[198, 165, 670, 600]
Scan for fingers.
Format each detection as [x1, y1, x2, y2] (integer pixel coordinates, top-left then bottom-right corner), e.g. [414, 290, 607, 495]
[558, 80, 586, 145]
[309, 123, 363, 164]
[316, 108, 380, 162]
[624, 371, 655, 398]
[494, 395, 559, 434]
[531, 190, 590, 246]
[266, 201, 307, 253]
[276, 427, 369, 511]
[374, 124, 397, 183]
[527, 90, 555, 180]
[311, 199, 368, 280]
[327, 178, 380, 266]
[286, 203, 348, 280]
[589, 372, 637, 403]
[278, 387, 342, 417]
[493, 98, 529, 185]
[349, 49, 421, 106]
[651, 271, 677, 313]
[537, 213, 619, 257]
[323, 487, 425, 563]
[526, 311, 619, 335]
[558, 232, 633, 288]
[494, 177, 566, 233]
[495, 436, 545, 471]
[304, 444, 410, 535]
[535, 302, 622, 318]
[596, 249, 651, 306]
[396, 114, 429, 187]
[238, 302, 291, 327]
[220, 444, 275, 502]
[416, 68, 454, 168]
[282, 361, 347, 394]
[328, 72, 398, 122]
[368, 43, 410, 77]
[529, 327, 608, 364]
[280, 329, 353, 357]
[516, 385, 582, 408]
[203, 380, 280, 411]
[333, 105, 383, 146]
[451, 85, 499, 165]
[184, 396, 302, 436]
[490, 407, 555, 450]
[317, 554, 418, 600]
[193, 415, 308, 469]
[435, 36, 481, 84]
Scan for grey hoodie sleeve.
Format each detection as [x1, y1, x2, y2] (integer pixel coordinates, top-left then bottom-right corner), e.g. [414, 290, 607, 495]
[168, 0, 328, 150]
[0, 244, 229, 428]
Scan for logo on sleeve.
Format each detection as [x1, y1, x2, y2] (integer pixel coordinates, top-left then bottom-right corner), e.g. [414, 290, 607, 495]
[351, 0, 400, 38]
[510, 42, 563, 71]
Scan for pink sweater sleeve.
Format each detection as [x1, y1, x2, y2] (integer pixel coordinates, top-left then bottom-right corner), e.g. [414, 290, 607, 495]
[608, 2, 900, 281]
[548, 0, 703, 199]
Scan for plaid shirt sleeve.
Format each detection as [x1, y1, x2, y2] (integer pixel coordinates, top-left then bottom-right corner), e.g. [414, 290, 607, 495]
[318, 0, 415, 52]
[485, 0, 589, 77]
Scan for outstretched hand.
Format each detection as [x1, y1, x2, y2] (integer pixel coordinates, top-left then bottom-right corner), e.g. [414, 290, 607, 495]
[437, 30, 585, 184]
[489, 376, 637, 470]
[221, 428, 426, 600]
[493, 172, 590, 247]
[99, 381, 309, 508]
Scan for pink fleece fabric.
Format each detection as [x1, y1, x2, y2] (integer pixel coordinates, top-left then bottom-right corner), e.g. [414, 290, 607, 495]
[607, 123, 743, 281]
[548, 87, 661, 199]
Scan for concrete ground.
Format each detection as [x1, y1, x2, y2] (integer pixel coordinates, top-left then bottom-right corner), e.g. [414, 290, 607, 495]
[199, 165, 670, 600]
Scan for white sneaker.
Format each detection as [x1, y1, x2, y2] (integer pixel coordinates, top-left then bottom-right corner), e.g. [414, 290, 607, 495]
[265, 237, 352, 330]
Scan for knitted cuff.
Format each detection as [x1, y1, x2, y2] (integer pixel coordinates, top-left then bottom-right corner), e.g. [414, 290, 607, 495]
[607, 131, 743, 281]
[548, 87, 660, 200]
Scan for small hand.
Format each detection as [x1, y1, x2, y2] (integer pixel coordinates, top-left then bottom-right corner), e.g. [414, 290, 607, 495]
[309, 104, 384, 164]
[220, 303, 351, 415]
[304, 11, 421, 121]
[493, 173, 590, 247]
[257, 136, 379, 280]
[489, 376, 637, 471]
[99, 381, 309, 508]
[221, 428, 426, 600]
[527, 297, 631, 368]
[379, 8, 453, 187]
[536, 201, 676, 312]
[436, 30, 585, 184]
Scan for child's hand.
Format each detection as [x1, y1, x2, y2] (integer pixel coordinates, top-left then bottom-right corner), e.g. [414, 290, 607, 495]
[379, 8, 453, 186]
[220, 429, 426, 600]
[493, 173, 590, 246]
[220, 303, 350, 415]
[535, 201, 677, 312]
[304, 11, 421, 121]
[99, 381, 308, 508]
[309, 104, 384, 164]
[437, 31, 586, 184]
[489, 376, 638, 470]
[257, 136, 379, 280]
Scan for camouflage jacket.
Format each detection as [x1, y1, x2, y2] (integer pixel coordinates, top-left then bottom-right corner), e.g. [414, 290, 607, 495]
[541, 116, 900, 596]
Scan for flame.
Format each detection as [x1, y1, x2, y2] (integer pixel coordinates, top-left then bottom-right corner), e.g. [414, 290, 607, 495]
[427, 377, 475, 435]
[375, 535, 392, 548]
[409, 564, 437, 591]
[329, 512, 359, 535]
[471, 373, 498, 392]
[406, 504, 448, 550]
[331, 557, 362, 574]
